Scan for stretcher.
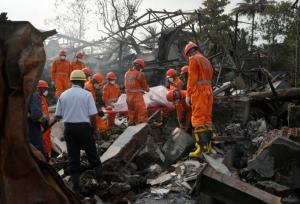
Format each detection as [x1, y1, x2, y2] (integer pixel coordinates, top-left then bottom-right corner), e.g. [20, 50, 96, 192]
[105, 86, 174, 114]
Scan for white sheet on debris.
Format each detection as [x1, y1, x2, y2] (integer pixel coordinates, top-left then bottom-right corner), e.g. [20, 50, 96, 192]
[111, 85, 174, 112]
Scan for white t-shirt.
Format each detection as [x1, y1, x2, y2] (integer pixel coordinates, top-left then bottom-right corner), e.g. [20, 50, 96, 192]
[55, 85, 98, 123]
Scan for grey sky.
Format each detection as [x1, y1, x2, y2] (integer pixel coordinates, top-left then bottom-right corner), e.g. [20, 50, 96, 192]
[1, 0, 244, 40]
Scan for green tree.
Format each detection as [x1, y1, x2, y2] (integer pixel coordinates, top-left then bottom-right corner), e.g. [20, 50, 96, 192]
[233, 0, 273, 51]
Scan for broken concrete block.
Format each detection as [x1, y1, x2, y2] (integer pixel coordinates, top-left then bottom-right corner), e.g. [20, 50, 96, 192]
[198, 166, 282, 204]
[147, 173, 173, 186]
[134, 136, 165, 170]
[248, 135, 300, 182]
[203, 153, 231, 176]
[162, 128, 194, 165]
[100, 123, 148, 170]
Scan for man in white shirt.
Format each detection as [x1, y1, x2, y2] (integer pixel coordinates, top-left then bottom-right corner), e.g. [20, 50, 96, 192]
[55, 70, 103, 193]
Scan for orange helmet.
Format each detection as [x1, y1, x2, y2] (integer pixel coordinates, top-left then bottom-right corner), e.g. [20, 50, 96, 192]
[166, 68, 176, 78]
[184, 41, 198, 58]
[92, 73, 104, 84]
[59, 49, 66, 56]
[76, 51, 84, 58]
[82, 67, 93, 76]
[37, 80, 49, 88]
[133, 58, 145, 68]
[180, 66, 189, 74]
[166, 89, 184, 102]
[106, 72, 117, 80]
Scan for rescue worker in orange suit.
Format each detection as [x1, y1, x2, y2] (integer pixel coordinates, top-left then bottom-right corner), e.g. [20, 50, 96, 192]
[84, 73, 108, 135]
[184, 42, 213, 157]
[70, 51, 85, 71]
[124, 58, 149, 126]
[180, 65, 189, 90]
[153, 68, 183, 127]
[166, 89, 192, 132]
[50, 49, 71, 97]
[165, 68, 183, 90]
[102, 72, 121, 128]
[82, 67, 93, 81]
[36, 80, 52, 161]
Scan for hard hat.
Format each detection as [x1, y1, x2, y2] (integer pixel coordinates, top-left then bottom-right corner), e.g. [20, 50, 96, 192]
[59, 49, 67, 56]
[166, 89, 183, 102]
[82, 67, 93, 76]
[106, 72, 117, 80]
[166, 68, 176, 78]
[76, 51, 84, 58]
[184, 41, 198, 58]
[37, 80, 49, 88]
[180, 66, 189, 74]
[133, 58, 145, 68]
[92, 73, 104, 84]
[70, 70, 86, 81]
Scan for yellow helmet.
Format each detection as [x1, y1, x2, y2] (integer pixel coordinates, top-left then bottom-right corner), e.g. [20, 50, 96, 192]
[70, 70, 86, 81]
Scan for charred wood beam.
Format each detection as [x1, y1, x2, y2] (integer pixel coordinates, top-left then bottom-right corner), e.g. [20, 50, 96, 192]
[215, 88, 300, 102]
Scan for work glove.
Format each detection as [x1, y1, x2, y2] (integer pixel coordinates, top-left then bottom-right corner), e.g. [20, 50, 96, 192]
[98, 108, 105, 117]
[185, 96, 191, 106]
[40, 117, 49, 130]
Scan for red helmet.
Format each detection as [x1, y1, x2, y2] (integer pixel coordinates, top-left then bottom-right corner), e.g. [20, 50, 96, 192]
[82, 68, 93, 76]
[133, 58, 145, 68]
[76, 51, 84, 58]
[166, 68, 176, 78]
[92, 73, 104, 84]
[184, 41, 198, 58]
[37, 80, 49, 88]
[180, 66, 189, 74]
[59, 49, 66, 56]
[166, 89, 183, 102]
[106, 72, 117, 80]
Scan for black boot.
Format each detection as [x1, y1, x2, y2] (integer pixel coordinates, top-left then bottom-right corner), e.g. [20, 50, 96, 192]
[71, 174, 80, 193]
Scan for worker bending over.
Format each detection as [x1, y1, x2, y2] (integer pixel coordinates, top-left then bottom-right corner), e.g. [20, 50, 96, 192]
[102, 72, 120, 128]
[166, 89, 192, 131]
[36, 80, 52, 161]
[85, 73, 108, 136]
[50, 49, 71, 97]
[184, 42, 213, 157]
[165, 68, 183, 90]
[82, 67, 93, 80]
[55, 70, 104, 193]
[124, 58, 149, 126]
[70, 51, 85, 71]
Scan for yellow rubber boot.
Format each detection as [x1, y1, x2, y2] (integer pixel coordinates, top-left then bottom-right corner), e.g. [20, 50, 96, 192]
[189, 132, 201, 157]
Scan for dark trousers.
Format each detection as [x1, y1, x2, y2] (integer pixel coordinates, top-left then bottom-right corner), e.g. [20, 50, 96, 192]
[64, 123, 101, 174]
[27, 120, 46, 157]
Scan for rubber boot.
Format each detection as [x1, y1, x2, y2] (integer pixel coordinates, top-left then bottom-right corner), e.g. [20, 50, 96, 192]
[189, 129, 213, 157]
[71, 174, 80, 193]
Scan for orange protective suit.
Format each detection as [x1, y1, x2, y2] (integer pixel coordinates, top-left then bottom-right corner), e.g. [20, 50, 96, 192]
[102, 83, 121, 128]
[187, 51, 213, 129]
[70, 59, 85, 71]
[169, 77, 183, 90]
[124, 68, 149, 125]
[84, 80, 107, 132]
[50, 59, 71, 97]
[41, 95, 52, 156]
[174, 91, 192, 130]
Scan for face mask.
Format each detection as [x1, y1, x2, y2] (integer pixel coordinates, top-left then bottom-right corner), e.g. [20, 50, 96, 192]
[168, 77, 174, 83]
[60, 56, 66, 60]
[94, 84, 100, 89]
[87, 76, 92, 81]
[43, 90, 48, 96]
[109, 80, 116, 85]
